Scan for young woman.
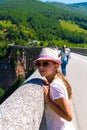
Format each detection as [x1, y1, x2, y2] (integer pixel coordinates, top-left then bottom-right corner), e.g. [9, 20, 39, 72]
[34, 47, 75, 130]
[59, 45, 68, 76]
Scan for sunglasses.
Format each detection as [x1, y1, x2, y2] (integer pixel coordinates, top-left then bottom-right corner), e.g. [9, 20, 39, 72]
[35, 61, 49, 67]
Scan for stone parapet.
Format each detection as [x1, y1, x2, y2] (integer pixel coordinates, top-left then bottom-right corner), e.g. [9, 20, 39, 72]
[0, 70, 47, 130]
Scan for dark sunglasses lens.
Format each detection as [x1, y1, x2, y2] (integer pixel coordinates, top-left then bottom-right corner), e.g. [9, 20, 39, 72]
[35, 62, 40, 67]
[35, 62, 49, 67]
[43, 62, 49, 67]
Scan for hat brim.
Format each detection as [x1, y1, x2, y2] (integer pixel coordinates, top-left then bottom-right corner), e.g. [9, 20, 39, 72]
[34, 57, 62, 65]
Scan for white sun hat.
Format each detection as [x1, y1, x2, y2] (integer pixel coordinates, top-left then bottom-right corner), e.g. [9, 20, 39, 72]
[34, 47, 62, 65]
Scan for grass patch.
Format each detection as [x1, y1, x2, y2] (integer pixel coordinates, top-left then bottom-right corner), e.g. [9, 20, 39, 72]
[60, 20, 87, 34]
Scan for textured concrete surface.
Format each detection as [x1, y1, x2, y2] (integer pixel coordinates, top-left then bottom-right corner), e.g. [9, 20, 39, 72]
[0, 70, 47, 130]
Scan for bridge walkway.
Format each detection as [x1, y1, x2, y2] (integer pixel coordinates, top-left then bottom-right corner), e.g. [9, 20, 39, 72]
[67, 53, 87, 130]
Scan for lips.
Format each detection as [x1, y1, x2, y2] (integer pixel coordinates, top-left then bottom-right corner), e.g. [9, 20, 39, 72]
[40, 71, 45, 73]
[39, 71, 46, 75]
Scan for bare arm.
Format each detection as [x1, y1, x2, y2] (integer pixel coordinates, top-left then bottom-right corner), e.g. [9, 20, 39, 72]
[58, 53, 61, 57]
[43, 85, 73, 121]
[49, 98, 73, 121]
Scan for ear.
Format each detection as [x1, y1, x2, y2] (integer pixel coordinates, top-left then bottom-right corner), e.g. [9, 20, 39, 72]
[55, 63, 59, 69]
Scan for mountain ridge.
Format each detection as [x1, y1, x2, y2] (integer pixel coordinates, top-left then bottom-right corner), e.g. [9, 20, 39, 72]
[50, 1, 87, 15]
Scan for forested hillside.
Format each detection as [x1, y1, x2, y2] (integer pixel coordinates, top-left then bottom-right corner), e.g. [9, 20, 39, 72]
[0, 0, 87, 58]
[50, 2, 87, 15]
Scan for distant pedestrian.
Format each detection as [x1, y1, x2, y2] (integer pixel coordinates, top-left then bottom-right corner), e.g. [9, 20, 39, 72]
[66, 46, 71, 63]
[58, 45, 68, 76]
[34, 47, 75, 130]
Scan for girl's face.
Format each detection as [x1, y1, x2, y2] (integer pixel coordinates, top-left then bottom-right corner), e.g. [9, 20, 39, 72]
[35, 60, 59, 79]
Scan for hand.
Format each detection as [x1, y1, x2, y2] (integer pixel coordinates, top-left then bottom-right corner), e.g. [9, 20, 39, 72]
[42, 85, 51, 104]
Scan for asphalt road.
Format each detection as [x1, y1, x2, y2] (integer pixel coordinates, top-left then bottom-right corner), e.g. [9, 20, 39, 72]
[66, 53, 87, 130]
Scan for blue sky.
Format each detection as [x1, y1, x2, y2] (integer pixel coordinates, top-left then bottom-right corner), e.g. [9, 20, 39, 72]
[41, 0, 87, 4]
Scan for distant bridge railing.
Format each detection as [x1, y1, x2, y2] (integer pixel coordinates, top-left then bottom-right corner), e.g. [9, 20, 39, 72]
[70, 48, 87, 56]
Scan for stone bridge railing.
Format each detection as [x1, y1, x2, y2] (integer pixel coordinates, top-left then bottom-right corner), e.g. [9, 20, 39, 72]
[70, 48, 87, 56]
[0, 70, 47, 130]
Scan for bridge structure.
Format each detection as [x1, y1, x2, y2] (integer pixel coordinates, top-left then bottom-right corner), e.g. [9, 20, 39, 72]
[0, 46, 87, 130]
[9, 45, 87, 78]
[9, 45, 42, 78]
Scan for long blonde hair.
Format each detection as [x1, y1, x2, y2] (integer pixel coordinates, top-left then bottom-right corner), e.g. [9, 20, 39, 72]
[57, 71, 72, 99]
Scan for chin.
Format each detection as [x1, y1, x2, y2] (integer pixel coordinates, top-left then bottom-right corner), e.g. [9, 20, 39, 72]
[40, 73, 45, 77]
[40, 72, 46, 77]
